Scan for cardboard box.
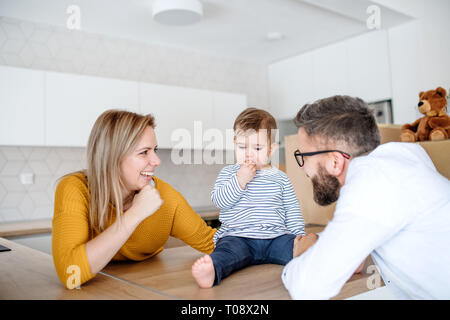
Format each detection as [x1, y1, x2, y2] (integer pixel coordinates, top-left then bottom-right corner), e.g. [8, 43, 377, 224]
[285, 124, 450, 226]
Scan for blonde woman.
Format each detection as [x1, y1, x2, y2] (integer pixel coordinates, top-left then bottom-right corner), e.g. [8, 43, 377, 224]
[52, 109, 216, 288]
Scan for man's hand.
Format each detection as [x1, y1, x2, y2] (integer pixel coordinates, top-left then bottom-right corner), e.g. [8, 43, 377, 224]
[293, 233, 319, 258]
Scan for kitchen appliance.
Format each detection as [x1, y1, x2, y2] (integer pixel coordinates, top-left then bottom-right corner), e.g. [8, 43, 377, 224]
[368, 99, 393, 124]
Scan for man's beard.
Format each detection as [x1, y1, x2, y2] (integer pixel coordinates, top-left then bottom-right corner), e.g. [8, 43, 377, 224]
[311, 164, 341, 206]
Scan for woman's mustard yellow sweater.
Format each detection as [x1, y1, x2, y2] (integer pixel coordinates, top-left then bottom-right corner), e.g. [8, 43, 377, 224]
[52, 172, 216, 288]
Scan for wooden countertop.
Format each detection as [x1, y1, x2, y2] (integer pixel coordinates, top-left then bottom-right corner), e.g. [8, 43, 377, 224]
[102, 245, 380, 300]
[1, 221, 382, 300]
[1, 235, 382, 300]
[0, 208, 219, 237]
[0, 219, 52, 237]
[0, 237, 170, 300]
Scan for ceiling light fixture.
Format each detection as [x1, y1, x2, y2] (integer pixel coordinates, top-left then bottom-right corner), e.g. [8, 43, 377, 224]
[152, 0, 203, 26]
[266, 32, 285, 41]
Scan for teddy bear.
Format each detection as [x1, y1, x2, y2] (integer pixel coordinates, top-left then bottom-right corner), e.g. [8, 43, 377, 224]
[400, 87, 450, 142]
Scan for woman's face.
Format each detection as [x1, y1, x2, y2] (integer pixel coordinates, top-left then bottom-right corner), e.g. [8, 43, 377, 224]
[120, 126, 161, 194]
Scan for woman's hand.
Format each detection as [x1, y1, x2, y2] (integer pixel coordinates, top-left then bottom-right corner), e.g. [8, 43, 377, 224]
[236, 161, 256, 189]
[129, 184, 164, 223]
[85, 184, 163, 277]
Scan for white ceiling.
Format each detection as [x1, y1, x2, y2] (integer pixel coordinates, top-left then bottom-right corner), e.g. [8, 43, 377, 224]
[0, 0, 413, 65]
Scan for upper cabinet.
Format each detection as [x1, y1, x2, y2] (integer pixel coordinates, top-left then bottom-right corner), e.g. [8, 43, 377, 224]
[268, 51, 314, 120]
[269, 30, 392, 120]
[140, 82, 214, 149]
[140, 83, 247, 150]
[46, 72, 140, 146]
[312, 41, 348, 100]
[0, 65, 247, 148]
[0, 65, 46, 146]
[346, 30, 391, 103]
[211, 91, 247, 150]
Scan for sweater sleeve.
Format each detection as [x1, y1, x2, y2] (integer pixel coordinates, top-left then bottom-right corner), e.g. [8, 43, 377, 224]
[211, 166, 246, 210]
[52, 174, 94, 288]
[170, 188, 217, 254]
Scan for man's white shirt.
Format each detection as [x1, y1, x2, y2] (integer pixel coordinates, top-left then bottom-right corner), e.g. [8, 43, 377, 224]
[282, 142, 450, 299]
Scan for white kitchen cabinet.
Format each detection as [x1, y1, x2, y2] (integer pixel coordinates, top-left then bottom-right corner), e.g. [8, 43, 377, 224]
[1, 66, 247, 149]
[312, 41, 349, 100]
[139, 82, 214, 149]
[268, 30, 392, 120]
[211, 91, 247, 150]
[0, 66, 45, 146]
[268, 51, 315, 120]
[347, 30, 392, 103]
[45, 72, 139, 147]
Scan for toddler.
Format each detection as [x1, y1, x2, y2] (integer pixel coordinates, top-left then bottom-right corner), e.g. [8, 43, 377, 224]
[192, 107, 305, 288]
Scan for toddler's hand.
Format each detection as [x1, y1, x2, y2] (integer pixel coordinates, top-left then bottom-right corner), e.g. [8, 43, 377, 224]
[293, 233, 318, 258]
[236, 161, 256, 189]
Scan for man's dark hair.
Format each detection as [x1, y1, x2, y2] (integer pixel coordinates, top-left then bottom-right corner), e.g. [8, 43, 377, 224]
[294, 95, 380, 157]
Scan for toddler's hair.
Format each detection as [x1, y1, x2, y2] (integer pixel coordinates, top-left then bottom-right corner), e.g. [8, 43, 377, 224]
[233, 107, 277, 143]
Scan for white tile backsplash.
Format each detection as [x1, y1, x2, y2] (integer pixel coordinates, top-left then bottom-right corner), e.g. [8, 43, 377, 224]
[0, 147, 227, 223]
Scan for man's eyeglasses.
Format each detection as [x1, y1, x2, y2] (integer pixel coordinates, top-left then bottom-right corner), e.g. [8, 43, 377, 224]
[294, 149, 351, 167]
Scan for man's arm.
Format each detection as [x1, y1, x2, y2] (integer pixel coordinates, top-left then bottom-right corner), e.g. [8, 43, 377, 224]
[282, 211, 398, 300]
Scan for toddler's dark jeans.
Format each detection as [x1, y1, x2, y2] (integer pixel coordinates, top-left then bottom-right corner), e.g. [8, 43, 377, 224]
[210, 234, 297, 286]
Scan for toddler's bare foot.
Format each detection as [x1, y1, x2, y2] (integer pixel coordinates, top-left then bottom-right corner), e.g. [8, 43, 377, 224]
[192, 255, 215, 288]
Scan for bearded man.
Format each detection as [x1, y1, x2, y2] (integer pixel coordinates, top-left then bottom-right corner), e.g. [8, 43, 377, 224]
[283, 95, 450, 300]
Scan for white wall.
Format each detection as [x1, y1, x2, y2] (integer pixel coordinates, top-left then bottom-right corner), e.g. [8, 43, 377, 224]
[374, 0, 450, 123]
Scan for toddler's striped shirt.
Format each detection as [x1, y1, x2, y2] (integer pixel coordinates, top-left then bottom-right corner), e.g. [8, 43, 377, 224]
[212, 164, 305, 243]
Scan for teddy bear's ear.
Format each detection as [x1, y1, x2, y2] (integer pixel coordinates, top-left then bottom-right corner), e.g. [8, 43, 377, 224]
[436, 87, 447, 97]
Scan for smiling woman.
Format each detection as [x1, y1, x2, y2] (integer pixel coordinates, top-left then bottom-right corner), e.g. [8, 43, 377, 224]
[52, 109, 216, 289]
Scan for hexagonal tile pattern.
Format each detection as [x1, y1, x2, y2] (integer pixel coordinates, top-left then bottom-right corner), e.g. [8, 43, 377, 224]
[44, 150, 62, 174]
[18, 193, 34, 217]
[1, 146, 25, 160]
[0, 176, 26, 192]
[1, 192, 25, 208]
[29, 191, 51, 207]
[28, 147, 50, 161]
[0, 207, 23, 222]
[19, 20, 36, 39]
[33, 205, 53, 220]
[0, 182, 6, 204]
[1, 38, 26, 54]
[1, 20, 25, 40]
[0, 150, 6, 172]
[28, 160, 51, 175]
[0, 160, 26, 176]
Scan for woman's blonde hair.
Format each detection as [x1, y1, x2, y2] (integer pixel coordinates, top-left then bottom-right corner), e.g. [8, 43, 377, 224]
[81, 109, 155, 234]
